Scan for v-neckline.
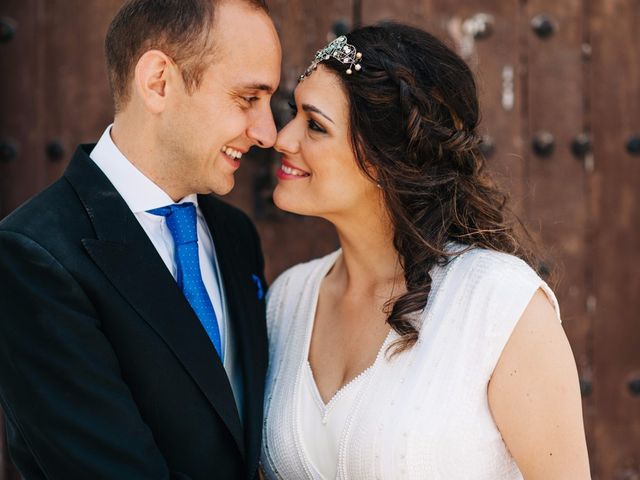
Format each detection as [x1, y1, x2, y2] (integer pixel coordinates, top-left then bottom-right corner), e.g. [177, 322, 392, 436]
[302, 250, 395, 408]
[305, 325, 394, 411]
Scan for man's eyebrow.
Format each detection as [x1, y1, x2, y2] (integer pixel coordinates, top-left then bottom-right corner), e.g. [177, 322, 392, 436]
[302, 104, 334, 124]
[240, 83, 275, 94]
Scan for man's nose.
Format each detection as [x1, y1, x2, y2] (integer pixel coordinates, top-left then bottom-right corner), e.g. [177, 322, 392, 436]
[248, 107, 277, 149]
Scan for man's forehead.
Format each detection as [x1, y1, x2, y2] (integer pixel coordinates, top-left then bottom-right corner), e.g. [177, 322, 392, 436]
[205, 2, 281, 91]
[212, 1, 279, 48]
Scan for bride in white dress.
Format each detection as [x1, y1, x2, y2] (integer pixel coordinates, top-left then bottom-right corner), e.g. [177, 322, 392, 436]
[261, 23, 590, 479]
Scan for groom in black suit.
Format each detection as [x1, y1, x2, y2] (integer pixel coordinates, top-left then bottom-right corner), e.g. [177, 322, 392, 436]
[0, 0, 281, 478]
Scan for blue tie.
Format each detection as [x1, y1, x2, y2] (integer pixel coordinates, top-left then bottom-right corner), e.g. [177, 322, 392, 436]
[147, 202, 223, 360]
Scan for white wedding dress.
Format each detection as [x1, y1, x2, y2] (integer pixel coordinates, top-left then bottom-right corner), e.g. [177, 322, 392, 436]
[261, 246, 560, 479]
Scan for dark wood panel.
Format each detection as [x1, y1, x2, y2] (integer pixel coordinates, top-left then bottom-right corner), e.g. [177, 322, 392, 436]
[40, 0, 122, 183]
[523, 0, 595, 465]
[0, 1, 121, 216]
[589, 0, 640, 477]
[0, 0, 44, 218]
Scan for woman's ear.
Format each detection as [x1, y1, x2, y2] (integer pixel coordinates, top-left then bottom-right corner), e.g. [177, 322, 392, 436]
[363, 160, 382, 188]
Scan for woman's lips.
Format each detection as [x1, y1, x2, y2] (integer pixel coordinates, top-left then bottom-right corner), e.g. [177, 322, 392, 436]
[277, 159, 310, 180]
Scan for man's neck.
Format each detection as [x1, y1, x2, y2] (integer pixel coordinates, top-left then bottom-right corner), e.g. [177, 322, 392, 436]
[111, 117, 187, 202]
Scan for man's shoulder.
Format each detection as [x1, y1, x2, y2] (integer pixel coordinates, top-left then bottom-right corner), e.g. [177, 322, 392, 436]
[0, 177, 84, 241]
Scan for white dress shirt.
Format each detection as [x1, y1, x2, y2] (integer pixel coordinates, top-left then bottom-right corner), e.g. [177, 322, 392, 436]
[90, 125, 244, 422]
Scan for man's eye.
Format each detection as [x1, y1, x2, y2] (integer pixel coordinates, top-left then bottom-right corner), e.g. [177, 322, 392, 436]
[308, 119, 326, 133]
[243, 96, 258, 105]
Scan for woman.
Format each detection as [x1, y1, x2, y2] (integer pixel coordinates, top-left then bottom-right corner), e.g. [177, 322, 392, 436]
[261, 23, 590, 479]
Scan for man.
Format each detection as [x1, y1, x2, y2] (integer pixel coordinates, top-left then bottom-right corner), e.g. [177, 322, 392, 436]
[0, 0, 281, 478]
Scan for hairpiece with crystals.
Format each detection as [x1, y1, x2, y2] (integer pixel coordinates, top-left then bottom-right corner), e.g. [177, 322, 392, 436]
[298, 35, 363, 82]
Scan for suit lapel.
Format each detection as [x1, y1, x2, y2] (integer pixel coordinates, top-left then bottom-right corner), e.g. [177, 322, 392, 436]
[199, 196, 267, 474]
[64, 145, 245, 455]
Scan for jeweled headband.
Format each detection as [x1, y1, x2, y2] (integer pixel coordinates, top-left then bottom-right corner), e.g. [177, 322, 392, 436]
[298, 35, 363, 82]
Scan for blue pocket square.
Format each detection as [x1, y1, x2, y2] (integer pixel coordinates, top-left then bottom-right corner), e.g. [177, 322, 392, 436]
[252, 274, 265, 300]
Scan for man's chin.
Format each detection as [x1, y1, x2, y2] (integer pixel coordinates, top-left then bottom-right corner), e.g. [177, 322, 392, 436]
[208, 178, 235, 196]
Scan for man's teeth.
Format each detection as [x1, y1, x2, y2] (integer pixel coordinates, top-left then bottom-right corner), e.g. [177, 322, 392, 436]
[281, 164, 308, 176]
[221, 146, 243, 159]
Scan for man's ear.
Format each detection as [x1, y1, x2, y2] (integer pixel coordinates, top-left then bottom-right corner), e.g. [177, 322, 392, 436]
[133, 49, 177, 114]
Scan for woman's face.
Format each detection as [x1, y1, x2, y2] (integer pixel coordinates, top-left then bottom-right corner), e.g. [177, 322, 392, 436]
[273, 67, 379, 219]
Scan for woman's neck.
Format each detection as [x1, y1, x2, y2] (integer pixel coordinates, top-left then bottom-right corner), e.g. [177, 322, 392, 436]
[328, 204, 404, 297]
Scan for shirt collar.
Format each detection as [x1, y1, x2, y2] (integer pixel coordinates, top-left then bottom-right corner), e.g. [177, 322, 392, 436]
[89, 125, 198, 213]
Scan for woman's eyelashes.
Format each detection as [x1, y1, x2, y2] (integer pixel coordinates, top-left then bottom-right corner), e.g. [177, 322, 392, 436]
[307, 119, 326, 133]
[287, 101, 327, 134]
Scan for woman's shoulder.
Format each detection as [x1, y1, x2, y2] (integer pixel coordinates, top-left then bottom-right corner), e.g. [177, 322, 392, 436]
[437, 246, 561, 379]
[446, 244, 542, 287]
[440, 244, 560, 322]
[265, 249, 341, 333]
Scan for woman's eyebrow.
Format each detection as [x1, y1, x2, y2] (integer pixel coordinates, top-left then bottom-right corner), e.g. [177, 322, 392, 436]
[301, 104, 335, 124]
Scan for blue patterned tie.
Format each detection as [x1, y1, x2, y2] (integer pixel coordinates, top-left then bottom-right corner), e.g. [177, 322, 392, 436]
[147, 202, 223, 360]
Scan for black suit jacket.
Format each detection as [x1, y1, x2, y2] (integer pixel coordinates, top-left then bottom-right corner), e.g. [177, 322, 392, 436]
[0, 145, 268, 479]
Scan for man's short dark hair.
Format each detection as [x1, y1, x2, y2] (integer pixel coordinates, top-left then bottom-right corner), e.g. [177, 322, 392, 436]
[105, 0, 268, 111]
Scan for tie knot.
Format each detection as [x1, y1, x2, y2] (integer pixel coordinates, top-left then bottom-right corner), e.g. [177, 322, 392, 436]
[147, 202, 198, 245]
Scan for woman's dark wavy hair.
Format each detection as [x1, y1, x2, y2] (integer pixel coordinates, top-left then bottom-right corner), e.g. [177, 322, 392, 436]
[319, 23, 538, 355]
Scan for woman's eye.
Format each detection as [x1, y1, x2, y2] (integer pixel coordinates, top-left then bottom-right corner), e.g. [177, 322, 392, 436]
[287, 102, 297, 118]
[308, 119, 326, 134]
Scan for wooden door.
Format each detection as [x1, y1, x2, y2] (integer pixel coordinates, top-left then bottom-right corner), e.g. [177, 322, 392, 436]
[1, 0, 639, 478]
[589, 0, 640, 476]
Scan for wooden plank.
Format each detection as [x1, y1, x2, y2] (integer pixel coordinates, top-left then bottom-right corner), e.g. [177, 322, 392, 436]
[0, 0, 120, 217]
[0, 0, 121, 219]
[589, 0, 640, 477]
[40, 0, 122, 183]
[523, 0, 594, 464]
[0, 0, 44, 218]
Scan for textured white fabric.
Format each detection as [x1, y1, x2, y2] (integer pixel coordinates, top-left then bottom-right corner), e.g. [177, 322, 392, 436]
[90, 125, 244, 421]
[301, 357, 375, 479]
[262, 247, 560, 479]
